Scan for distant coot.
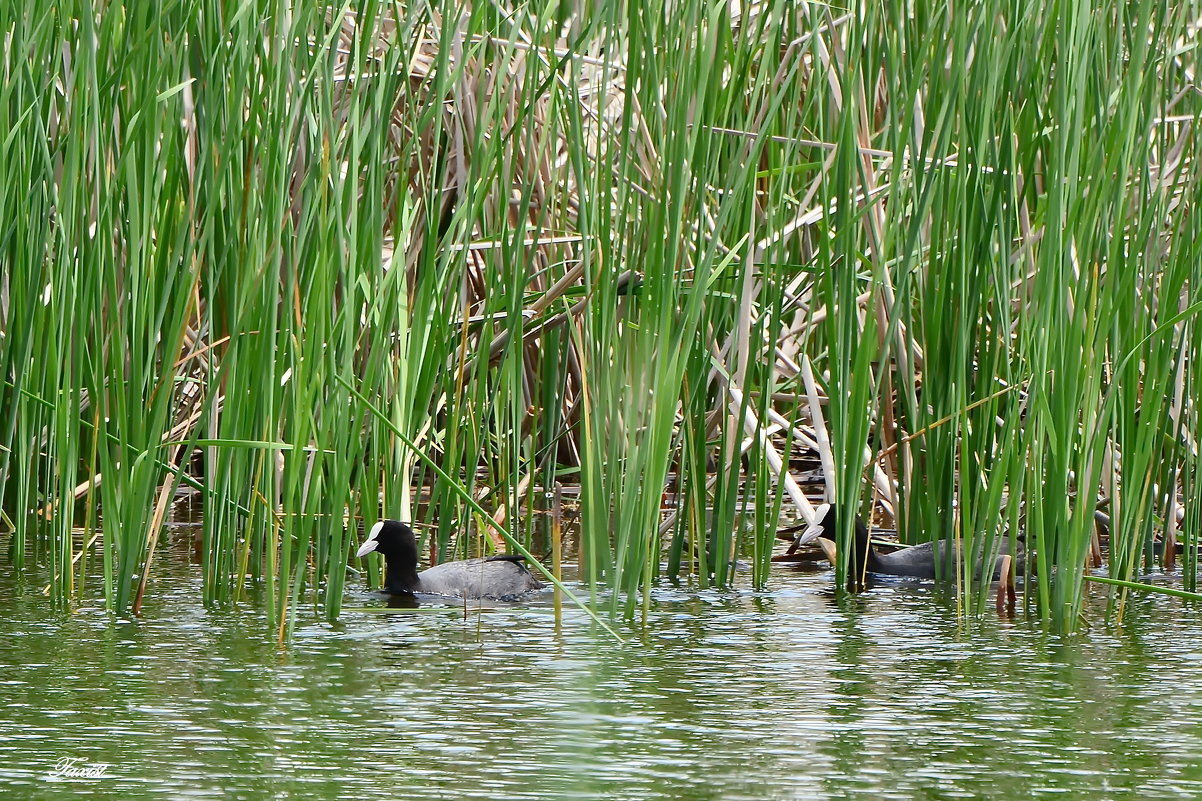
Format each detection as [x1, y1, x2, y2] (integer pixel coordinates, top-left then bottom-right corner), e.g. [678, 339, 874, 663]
[807, 504, 1024, 581]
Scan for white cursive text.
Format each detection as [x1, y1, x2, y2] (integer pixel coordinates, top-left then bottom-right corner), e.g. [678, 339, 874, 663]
[50, 757, 111, 779]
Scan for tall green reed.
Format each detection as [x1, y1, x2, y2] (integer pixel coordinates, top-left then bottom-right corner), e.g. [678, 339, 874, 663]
[1, 0, 1199, 633]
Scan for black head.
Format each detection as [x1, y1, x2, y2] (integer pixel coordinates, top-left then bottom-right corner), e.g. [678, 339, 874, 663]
[357, 520, 422, 594]
[356, 519, 419, 560]
[806, 503, 874, 587]
[807, 503, 869, 543]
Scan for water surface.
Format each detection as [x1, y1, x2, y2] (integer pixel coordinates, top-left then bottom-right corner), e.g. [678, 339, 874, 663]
[1, 537, 1200, 800]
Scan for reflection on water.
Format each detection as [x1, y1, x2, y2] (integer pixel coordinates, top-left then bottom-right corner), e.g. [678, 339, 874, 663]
[1, 538, 1200, 801]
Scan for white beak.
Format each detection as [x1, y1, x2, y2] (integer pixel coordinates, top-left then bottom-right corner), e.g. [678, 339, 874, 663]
[798, 503, 830, 543]
[356, 521, 384, 558]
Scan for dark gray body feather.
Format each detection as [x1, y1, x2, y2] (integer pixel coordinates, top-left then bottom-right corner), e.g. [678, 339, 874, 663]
[415, 556, 543, 599]
[868, 537, 1022, 580]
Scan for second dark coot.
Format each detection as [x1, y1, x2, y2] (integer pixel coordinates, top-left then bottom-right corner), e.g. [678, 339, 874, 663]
[808, 503, 1024, 580]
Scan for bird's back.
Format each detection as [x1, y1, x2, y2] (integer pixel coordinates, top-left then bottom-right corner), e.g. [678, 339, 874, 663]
[874, 537, 1022, 579]
[417, 557, 543, 599]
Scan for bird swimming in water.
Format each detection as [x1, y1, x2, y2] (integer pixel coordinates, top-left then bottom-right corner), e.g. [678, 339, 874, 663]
[805, 503, 1024, 583]
[356, 520, 544, 600]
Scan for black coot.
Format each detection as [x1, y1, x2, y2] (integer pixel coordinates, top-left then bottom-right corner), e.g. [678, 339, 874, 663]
[357, 520, 543, 599]
[807, 504, 1023, 580]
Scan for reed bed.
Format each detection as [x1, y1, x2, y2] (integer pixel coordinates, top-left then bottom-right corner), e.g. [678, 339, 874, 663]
[1, 0, 1200, 632]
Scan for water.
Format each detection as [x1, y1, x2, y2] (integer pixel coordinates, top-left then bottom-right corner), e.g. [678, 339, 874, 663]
[2, 535, 1201, 800]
